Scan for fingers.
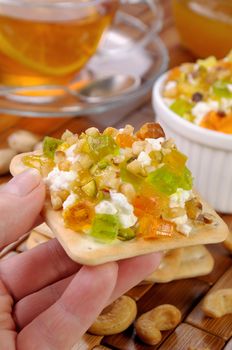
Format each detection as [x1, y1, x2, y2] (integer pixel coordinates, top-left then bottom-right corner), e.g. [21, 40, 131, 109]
[109, 252, 162, 304]
[0, 280, 16, 349]
[0, 170, 45, 248]
[14, 275, 74, 329]
[0, 239, 80, 301]
[15, 252, 162, 329]
[17, 263, 118, 350]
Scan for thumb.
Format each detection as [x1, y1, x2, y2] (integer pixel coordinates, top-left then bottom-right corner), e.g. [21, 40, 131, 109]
[0, 169, 45, 248]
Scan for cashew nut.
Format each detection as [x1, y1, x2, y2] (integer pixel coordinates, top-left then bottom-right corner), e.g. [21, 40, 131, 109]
[0, 148, 17, 175]
[8, 130, 40, 153]
[202, 288, 232, 318]
[88, 296, 137, 335]
[135, 304, 181, 345]
[223, 230, 232, 253]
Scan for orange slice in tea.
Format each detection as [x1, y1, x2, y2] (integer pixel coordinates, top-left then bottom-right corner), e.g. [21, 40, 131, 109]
[0, 9, 112, 77]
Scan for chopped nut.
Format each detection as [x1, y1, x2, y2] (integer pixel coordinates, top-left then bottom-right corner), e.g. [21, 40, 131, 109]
[58, 160, 71, 171]
[123, 124, 134, 135]
[197, 213, 214, 224]
[132, 140, 146, 155]
[103, 127, 118, 137]
[51, 192, 63, 210]
[61, 129, 74, 141]
[120, 183, 136, 202]
[127, 159, 146, 176]
[185, 198, 202, 220]
[54, 150, 66, 163]
[85, 127, 100, 136]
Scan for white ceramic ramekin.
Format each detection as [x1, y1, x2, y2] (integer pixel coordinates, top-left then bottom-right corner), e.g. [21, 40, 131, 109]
[152, 73, 232, 213]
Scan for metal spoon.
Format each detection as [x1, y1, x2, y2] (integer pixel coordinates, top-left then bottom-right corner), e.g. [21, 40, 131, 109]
[0, 74, 141, 105]
[71, 74, 141, 103]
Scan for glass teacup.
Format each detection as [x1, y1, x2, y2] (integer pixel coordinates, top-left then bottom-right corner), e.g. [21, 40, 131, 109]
[0, 0, 118, 87]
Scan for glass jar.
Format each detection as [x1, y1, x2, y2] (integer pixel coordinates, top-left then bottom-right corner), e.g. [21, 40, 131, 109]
[172, 0, 232, 58]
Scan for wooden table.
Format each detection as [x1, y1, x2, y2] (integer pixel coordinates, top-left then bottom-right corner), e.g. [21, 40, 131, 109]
[0, 1, 231, 349]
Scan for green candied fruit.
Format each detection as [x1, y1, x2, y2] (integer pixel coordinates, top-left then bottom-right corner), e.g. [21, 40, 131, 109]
[197, 56, 217, 69]
[146, 164, 193, 195]
[90, 214, 119, 242]
[213, 81, 232, 98]
[170, 99, 192, 117]
[120, 167, 143, 190]
[118, 228, 135, 241]
[163, 149, 187, 173]
[87, 135, 119, 161]
[43, 136, 63, 159]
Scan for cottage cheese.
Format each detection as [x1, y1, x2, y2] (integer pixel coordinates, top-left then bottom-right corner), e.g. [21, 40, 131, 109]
[191, 101, 219, 124]
[145, 137, 165, 151]
[171, 214, 192, 236]
[45, 167, 76, 191]
[95, 200, 117, 215]
[95, 191, 137, 229]
[169, 189, 193, 209]
[137, 151, 152, 167]
[65, 144, 81, 162]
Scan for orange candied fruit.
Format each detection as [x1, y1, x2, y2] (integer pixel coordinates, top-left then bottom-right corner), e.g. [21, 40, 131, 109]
[136, 123, 165, 140]
[200, 111, 232, 134]
[116, 133, 136, 148]
[167, 67, 181, 81]
[133, 195, 162, 218]
[137, 215, 175, 239]
[63, 200, 94, 232]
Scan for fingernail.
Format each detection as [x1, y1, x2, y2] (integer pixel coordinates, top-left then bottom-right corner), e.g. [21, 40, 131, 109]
[1, 169, 41, 196]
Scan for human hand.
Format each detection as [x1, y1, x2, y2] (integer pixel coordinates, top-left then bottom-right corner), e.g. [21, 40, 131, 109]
[0, 170, 161, 350]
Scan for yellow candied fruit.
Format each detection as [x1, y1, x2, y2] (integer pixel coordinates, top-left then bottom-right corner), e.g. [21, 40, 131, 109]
[63, 200, 95, 232]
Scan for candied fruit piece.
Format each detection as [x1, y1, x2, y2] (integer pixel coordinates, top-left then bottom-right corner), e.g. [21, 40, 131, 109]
[43, 136, 63, 159]
[138, 215, 174, 239]
[63, 200, 94, 231]
[116, 134, 136, 148]
[147, 165, 193, 195]
[86, 134, 119, 161]
[213, 81, 232, 98]
[170, 99, 192, 117]
[90, 214, 119, 242]
[120, 167, 143, 190]
[133, 195, 163, 218]
[23, 154, 54, 174]
[136, 123, 165, 140]
[163, 149, 187, 174]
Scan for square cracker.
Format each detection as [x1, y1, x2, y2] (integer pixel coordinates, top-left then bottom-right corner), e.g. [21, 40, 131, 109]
[10, 152, 229, 266]
[44, 200, 228, 265]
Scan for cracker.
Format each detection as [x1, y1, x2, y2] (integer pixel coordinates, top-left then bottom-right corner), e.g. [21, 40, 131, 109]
[174, 245, 214, 280]
[145, 245, 214, 283]
[145, 248, 183, 283]
[26, 231, 50, 250]
[33, 222, 54, 239]
[10, 152, 229, 266]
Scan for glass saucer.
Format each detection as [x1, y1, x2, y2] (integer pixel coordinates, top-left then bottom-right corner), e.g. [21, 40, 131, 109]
[0, 1, 169, 118]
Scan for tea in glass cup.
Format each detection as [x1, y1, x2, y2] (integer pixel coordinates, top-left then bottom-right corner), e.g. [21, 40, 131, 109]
[172, 0, 232, 58]
[0, 0, 118, 87]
